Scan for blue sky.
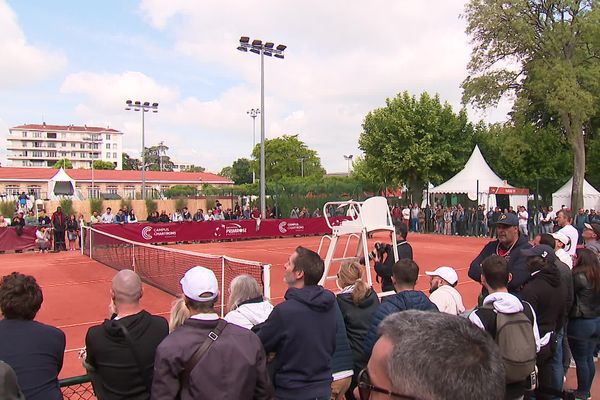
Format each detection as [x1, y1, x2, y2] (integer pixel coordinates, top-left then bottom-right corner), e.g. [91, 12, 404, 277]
[0, 0, 511, 173]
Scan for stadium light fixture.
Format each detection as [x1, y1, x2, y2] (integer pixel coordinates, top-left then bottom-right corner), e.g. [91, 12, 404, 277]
[125, 100, 159, 200]
[237, 36, 286, 218]
[343, 154, 353, 176]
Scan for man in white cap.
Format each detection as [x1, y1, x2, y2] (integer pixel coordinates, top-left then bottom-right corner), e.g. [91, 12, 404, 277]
[550, 231, 573, 268]
[582, 222, 600, 256]
[426, 266, 465, 315]
[151, 267, 272, 400]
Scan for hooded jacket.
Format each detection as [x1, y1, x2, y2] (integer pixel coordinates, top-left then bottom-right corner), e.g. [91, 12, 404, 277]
[224, 297, 274, 330]
[519, 264, 566, 342]
[85, 310, 168, 400]
[257, 285, 337, 399]
[336, 289, 380, 368]
[363, 290, 438, 358]
[469, 234, 532, 292]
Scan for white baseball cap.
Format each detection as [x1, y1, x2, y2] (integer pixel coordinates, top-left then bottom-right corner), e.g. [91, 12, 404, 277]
[180, 266, 219, 302]
[550, 232, 569, 246]
[425, 266, 459, 285]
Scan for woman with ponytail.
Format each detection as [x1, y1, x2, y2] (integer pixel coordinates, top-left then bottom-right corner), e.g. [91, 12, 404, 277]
[335, 261, 379, 400]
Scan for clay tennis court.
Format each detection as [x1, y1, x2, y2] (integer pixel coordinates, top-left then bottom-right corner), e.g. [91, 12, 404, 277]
[1, 232, 596, 396]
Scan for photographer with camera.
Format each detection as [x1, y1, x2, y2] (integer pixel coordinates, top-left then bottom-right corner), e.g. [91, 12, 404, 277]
[371, 222, 413, 292]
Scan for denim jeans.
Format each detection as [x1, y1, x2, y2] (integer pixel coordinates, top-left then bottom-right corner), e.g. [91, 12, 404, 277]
[549, 329, 564, 399]
[568, 317, 600, 397]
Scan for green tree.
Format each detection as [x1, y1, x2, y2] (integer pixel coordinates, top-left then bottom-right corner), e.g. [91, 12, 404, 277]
[183, 165, 205, 172]
[53, 158, 73, 169]
[462, 0, 600, 211]
[219, 166, 233, 179]
[359, 91, 476, 202]
[92, 160, 116, 170]
[163, 185, 198, 198]
[122, 153, 140, 170]
[251, 135, 325, 181]
[228, 158, 254, 185]
[144, 144, 175, 171]
[350, 156, 385, 193]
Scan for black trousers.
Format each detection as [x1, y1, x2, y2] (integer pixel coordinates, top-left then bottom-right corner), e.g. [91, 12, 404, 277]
[54, 230, 66, 251]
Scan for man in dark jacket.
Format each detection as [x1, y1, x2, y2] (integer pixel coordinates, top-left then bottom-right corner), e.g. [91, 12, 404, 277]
[363, 259, 438, 358]
[469, 212, 532, 293]
[152, 266, 272, 400]
[51, 206, 66, 251]
[330, 304, 354, 399]
[258, 246, 337, 400]
[373, 222, 413, 292]
[84, 270, 168, 400]
[519, 245, 568, 400]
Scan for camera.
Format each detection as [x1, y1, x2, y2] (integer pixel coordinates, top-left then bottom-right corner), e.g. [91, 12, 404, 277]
[360, 242, 392, 265]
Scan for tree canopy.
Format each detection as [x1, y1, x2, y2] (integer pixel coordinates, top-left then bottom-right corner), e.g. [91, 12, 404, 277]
[359, 91, 476, 201]
[122, 153, 140, 170]
[462, 0, 600, 210]
[53, 158, 72, 169]
[92, 160, 116, 170]
[251, 135, 325, 181]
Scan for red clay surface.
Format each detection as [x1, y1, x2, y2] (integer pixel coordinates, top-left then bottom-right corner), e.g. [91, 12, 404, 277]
[0, 232, 597, 396]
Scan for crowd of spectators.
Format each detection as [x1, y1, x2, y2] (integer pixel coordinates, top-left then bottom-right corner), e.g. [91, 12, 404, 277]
[2, 207, 600, 399]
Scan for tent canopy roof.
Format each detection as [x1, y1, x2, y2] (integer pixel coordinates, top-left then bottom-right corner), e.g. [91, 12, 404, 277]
[429, 145, 512, 194]
[553, 177, 600, 197]
[49, 168, 75, 183]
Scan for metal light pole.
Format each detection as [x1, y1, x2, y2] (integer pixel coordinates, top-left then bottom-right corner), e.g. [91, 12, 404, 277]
[125, 100, 158, 200]
[297, 157, 306, 178]
[238, 36, 286, 218]
[247, 108, 260, 184]
[343, 154, 353, 176]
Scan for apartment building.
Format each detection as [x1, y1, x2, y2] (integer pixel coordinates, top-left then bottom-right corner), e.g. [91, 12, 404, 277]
[7, 123, 124, 170]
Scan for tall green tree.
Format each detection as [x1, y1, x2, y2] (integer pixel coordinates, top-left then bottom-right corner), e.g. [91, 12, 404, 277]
[53, 158, 72, 169]
[218, 158, 253, 184]
[144, 145, 175, 171]
[183, 165, 205, 172]
[122, 153, 140, 170]
[92, 160, 116, 170]
[359, 91, 476, 201]
[462, 0, 600, 211]
[251, 135, 325, 181]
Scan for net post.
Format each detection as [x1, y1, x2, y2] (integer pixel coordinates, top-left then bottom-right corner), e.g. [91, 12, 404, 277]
[80, 224, 84, 256]
[131, 244, 136, 272]
[89, 227, 93, 259]
[263, 264, 271, 301]
[220, 257, 226, 318]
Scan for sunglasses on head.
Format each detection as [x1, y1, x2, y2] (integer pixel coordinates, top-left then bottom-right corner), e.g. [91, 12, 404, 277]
[357, 368, 418, 400]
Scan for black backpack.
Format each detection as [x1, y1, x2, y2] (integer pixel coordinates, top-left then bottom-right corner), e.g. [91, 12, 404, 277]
[476, 301, 537, 384]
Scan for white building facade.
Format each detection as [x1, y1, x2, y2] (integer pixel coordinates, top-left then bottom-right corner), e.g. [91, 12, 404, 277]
[7, 123, 124, 170]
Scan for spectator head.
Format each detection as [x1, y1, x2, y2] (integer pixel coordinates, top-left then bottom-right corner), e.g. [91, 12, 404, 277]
[180, 266, 219, 314]
[0, 272, 43, 320]
[106, 207, 112, 213]
[550, 231, 569, 250]
[357, 310, 504, 400]
[425, 266, 458, 293]
[391, 259, 419, 290]
[481, 255, 510, 292]
[56, 206, 62, 213]
[556, 209, 572, 227]
[227, 274, 263, 311]
[336, 261, 369, 305]
[92, 211, 98, 216]
[168, 296, 190, 333]
[283, 246, 324, 288]
[574, 248, 600, 292]
[539, 233, 556, 249]
[583, 223, 600, 242]
[494, 213, 519, 247]
[522, 244, 556, 273]
[393, 221, 408, 240]
[111, 270, 143, 306]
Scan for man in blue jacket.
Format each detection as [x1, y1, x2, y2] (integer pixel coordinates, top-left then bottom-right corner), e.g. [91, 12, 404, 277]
[363, 259, 438, 358]
[257, 246, 337, 400]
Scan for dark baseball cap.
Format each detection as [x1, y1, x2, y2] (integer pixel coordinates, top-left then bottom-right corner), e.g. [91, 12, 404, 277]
[584, 223, 600, 238]
[521, 244, 556, 264]
[495, 212, 518, 226]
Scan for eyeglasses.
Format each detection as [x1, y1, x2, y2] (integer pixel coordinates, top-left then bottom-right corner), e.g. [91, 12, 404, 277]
[357, 368, 418, 400]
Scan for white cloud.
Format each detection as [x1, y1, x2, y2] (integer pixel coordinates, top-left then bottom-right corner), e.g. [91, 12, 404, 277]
[0, 0, 67, 89]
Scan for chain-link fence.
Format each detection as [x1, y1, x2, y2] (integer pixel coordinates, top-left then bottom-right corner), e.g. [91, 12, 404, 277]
[60, 375, 95, 400]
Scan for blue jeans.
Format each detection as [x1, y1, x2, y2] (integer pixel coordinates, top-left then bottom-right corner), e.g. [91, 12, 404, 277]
[568, 317, 600, 397]
[549, 329, 565, 399]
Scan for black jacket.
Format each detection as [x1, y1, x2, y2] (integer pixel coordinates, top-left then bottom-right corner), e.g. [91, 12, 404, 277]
[468, 234, 532, 292]
[374, 241, 413, 292]
[257, 286, 336, 399]
[555, 259, 574, 327]
[336, 289, 379, 369]
[519, 265, 566, 338]
[570, 272, 600, 319]
[85, 310, 168, 400]
[331, 302, 354, 375]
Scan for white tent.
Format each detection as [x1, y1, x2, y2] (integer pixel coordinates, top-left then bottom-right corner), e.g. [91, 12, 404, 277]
[48, 168, 79, 200]
[429, 145, 528, 208]
[552, 177, 600, 211]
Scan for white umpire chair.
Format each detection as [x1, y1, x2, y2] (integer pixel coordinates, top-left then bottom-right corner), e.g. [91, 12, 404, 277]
[319, 196, 398, 286]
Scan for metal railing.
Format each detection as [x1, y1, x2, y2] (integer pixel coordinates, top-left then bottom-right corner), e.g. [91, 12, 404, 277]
[59, 375, 96, 400]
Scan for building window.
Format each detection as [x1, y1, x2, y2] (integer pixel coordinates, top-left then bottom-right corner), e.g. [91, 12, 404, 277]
[22, 131, 27, 137]
[47, 142, 56, 148]
[61, 142, 66, 147]
[6, 185, 20, 196]
[124, 186, 135, 199]
[22, 161, 28, 166]
[80, 143, 86, 149]
[32, 151, 43, 157]
[33, 132, 42, 138]
[33, 142, 41, 148]
[113, 143, 117, 149]
[27, 186, 41, 198]
[106, 134, 111, 140]
[92, 143, 98, 149]
[88, 186, 100, 199]
[60, 152, 67, 157]
[81, 153, 87, 159]
[71, 143, 76, 148]
[106, 143, 111, 149]
[113, 152, 117, 159]
[107, 186, 118, 195]
[47, 132, 57, 139]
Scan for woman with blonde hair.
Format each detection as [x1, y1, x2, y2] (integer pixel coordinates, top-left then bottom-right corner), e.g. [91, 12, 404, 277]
[168, 297, 190, 333]
[335, 261, 379, 400]
[224, 275, 273, 330]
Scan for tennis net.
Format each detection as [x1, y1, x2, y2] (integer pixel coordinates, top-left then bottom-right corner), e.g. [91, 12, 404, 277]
[81, 226, 270, 316]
